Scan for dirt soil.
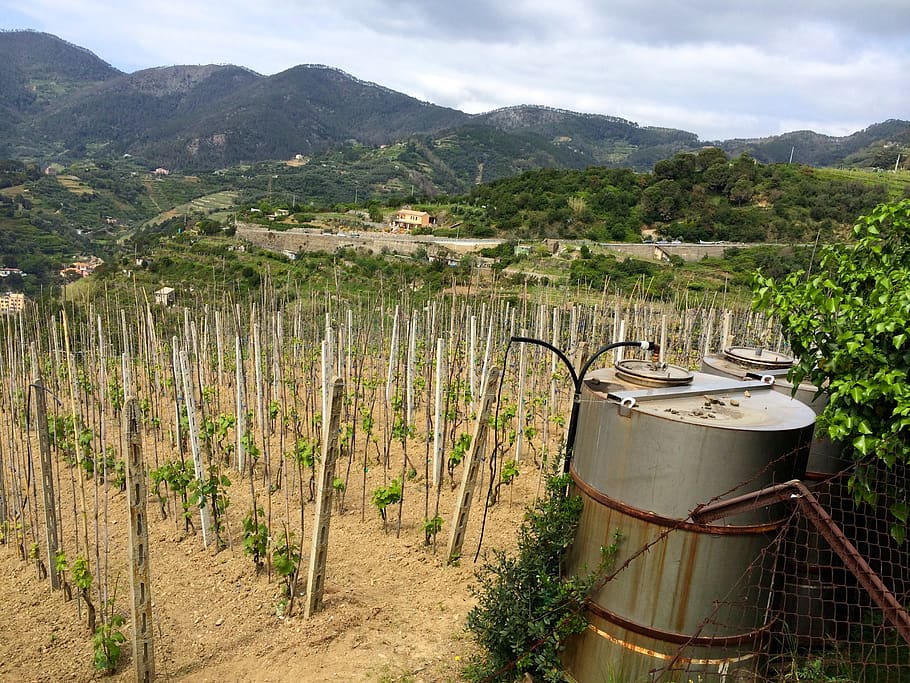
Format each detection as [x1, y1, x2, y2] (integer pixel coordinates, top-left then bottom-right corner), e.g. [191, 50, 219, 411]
[0, 444, 543, 682]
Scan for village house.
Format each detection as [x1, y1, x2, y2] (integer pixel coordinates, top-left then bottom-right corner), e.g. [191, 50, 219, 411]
[0, 267, 24, 278]
[389, 208, 435, 233]
[154, 286, 176, 306]
[0, 292, 25, 314]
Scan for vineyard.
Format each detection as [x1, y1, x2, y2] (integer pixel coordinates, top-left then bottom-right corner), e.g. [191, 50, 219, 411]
[0, 278, 782, 681]
[2, 275, 907, 682]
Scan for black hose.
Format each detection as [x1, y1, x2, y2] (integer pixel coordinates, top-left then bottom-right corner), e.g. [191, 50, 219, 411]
[472, 336, 656, 561]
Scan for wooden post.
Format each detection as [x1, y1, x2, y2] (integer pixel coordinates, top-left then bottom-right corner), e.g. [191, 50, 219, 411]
[446, 368, 500, 564]
[31, 349, 59, 590]
[721, 309, 732, 351]
[124, 397, 155, 683]
[432, 338, 445, 487]
[235, 335, 246, 473]
[614, 319, 627, 363]
[406, 315, 416, 431]
[514, 330, 528, 464]
[703, 310, 715, 358]
[179, 351, 212, 547]
[469, 314, 477, 413]
[573, 341, 589, 377]
[305, 376, 344, 619]
[385, 306, 399, 407]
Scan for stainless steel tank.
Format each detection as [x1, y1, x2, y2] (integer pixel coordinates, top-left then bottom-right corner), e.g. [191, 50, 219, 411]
[563, 360, 815, 682]
[700, 347, 847, 476]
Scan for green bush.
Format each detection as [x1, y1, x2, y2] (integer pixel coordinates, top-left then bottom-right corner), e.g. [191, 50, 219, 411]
[465, 469, 620, 682]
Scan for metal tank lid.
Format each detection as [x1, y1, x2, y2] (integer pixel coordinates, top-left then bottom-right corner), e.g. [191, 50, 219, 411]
[702, 346, 816, 392]
[583, 365, 816, 431]
[723, 346, 794, 370]
[614, 359, 694, 387]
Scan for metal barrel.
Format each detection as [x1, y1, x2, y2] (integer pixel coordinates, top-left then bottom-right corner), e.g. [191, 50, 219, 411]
[564, 363, 815, 682]
[701, 348, 855, 646]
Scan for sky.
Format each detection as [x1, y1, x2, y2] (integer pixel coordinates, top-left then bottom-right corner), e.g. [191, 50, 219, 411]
[1, 0, 908, 141]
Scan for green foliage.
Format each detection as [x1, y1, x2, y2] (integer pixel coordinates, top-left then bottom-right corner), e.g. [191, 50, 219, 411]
[272, 527, 301, 599]
[780, 656, 851, 682]
[150, 459, 191, 493]
[189, 471, 231, 544]
[754, 199, 910, 540]
[54, 550, 69, 575]
[289, 436, 318, 469]
[448, 433, 472, 482]
[500, 460, 520, 486]
[569, 249, 673, 297]
[92, 614, 126, 673]
[71, 555, 92, 591]
[240, 430, 261, 465]
[242, 507, 268, 570]
[370, 478, 403, 525]
[423, 515, 444, 545]
[465, 470, 621, 683]
[107, 377, 124, 412]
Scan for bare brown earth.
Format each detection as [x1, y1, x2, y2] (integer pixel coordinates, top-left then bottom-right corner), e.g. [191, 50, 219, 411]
[0, 443, 541, 682]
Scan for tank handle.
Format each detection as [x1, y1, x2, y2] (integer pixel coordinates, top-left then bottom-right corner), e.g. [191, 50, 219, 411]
[760, 374, 776, 385]
[619, 396, 636, 417]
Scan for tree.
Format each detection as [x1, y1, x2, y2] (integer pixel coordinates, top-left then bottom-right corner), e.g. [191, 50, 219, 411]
[367, 205, 383, 223]
[753, 199, 910, 540]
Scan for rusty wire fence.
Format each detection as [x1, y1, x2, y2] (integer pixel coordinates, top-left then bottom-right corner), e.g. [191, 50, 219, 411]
[759, 461, 910, 683]
[651, 459, 910, 683]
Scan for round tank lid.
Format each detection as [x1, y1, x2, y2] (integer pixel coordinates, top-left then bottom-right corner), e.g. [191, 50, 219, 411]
[723, 346, 794, 370]
[614, 359, 694, 387]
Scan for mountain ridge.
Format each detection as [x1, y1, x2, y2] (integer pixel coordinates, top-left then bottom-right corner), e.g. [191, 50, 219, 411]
[0, 30, 907, 177]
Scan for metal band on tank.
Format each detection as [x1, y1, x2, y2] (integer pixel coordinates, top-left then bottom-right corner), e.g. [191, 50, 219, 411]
[569, 464, 786, 536]
[584, 622, 761, 667]
[586, 601, 773, 648]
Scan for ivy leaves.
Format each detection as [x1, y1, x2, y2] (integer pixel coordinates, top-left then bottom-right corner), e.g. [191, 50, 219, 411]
[754, 199, 910, 541]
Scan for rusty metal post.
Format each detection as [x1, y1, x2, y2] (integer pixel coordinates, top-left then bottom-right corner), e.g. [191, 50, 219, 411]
[305, 377, 344, 619]
[447, 368, 500, 564]
[31, 349, 60, 589]
[124, 397, 155, 682]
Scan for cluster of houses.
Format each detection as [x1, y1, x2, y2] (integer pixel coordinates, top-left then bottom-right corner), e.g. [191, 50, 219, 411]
[59, 255, 104, 279]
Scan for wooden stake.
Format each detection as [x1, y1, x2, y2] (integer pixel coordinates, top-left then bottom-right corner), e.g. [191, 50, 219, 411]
[514, 330, 528, 464]
[31, 347, 59, 590]
[305, 376, 344, 619]
[446, 367, 500, 564]
[178, 350, 212, 547]
[123, 397, 155, 683]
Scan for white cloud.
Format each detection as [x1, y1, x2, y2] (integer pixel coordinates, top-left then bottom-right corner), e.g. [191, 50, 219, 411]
[0, 0, 907, 140]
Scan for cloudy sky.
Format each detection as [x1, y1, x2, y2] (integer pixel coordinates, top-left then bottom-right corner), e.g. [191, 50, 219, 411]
[2, 1, 907, 141]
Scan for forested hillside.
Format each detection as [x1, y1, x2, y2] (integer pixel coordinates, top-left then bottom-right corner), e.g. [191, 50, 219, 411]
[2, 144, 909, 299]
[460, 149, 900, 242]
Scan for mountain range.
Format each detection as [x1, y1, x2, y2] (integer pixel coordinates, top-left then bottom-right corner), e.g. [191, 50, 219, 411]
[1, 30, 908, 179]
